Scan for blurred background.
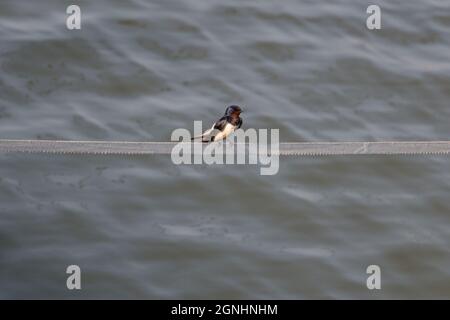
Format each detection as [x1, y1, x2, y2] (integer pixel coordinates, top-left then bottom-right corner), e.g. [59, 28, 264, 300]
[1, 0, 450, 298]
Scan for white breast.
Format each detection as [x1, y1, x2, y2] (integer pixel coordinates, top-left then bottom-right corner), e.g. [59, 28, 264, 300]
[214, 123, 235, 141]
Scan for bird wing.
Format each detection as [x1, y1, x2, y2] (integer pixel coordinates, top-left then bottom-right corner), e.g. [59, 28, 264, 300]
[191, 118, 224, 141]
[236, 118, 242, 129]
[213, 117, 228, 131]
[191, 126, 213, 141]
[191, 117, 233, 142]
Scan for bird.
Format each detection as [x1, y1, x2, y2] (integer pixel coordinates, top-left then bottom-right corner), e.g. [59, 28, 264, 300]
[191, 105, 243, 142]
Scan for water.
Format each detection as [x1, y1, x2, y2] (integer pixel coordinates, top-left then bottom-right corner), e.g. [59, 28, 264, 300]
[1, 0, 450, 299]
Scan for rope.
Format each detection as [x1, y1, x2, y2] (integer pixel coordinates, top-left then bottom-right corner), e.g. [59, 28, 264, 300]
[1, 139, 450, 155]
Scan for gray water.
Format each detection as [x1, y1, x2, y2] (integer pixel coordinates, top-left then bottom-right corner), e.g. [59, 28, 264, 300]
[1, 0, 450, 299]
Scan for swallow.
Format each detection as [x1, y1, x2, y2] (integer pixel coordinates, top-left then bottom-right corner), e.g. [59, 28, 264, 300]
[192, 105, 243, 142]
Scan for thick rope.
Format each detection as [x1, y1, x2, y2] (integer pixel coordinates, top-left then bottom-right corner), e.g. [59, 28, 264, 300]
[1, 139, 450, 155]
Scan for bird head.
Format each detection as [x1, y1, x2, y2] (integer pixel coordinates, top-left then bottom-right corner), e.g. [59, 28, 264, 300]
[225, 105, 243, 117]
